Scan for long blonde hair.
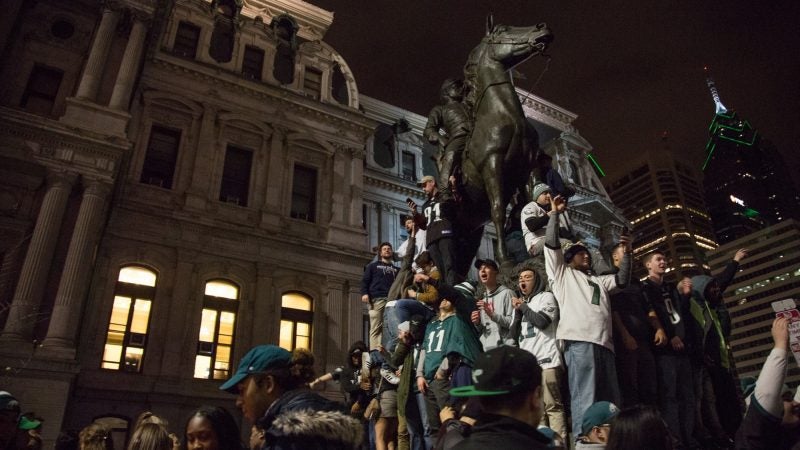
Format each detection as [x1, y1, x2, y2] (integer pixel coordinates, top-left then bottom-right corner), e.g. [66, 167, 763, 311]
[127, 423, 171, 450]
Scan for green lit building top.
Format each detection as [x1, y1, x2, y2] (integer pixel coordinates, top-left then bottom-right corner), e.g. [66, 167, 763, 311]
[701, 74, 799, 244]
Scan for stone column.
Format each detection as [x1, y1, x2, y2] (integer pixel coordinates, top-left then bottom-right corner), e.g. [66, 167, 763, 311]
[1, 172, 76, 343]
[40, 180, 111, 355]
[108, 18, 148, 110]
[251, 263, 275, 345]
[75, 9, 121, 101]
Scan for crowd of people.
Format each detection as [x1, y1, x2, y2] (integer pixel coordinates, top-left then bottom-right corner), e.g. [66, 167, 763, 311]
[352, 174, 800, 450]
[1, 175, 798, 450]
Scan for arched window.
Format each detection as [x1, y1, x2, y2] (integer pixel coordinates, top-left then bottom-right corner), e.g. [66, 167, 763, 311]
[194, 280, 239, 380]
[101, 266, 156, 372]
[279, 292, 312, 350]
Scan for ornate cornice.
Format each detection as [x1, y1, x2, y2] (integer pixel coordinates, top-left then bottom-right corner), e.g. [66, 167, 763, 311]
[363, 174, 424, 199]
[146, 55, 375, 141]
[516, 87, 577, 132]
[240, 0, 334, 41]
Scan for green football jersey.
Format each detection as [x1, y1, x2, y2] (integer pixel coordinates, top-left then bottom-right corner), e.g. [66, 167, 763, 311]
[421, 314, 482, 380]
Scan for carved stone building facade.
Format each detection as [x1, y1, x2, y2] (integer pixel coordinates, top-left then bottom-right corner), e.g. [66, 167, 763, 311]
[0, 0, 626, 443]
[0, 0, 372, 443]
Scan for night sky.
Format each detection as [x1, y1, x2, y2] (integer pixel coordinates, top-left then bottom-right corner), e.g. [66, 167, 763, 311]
[312, 1, 800, 184]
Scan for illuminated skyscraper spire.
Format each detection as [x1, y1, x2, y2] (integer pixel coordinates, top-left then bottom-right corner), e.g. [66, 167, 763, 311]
[704, 66, 728, 115]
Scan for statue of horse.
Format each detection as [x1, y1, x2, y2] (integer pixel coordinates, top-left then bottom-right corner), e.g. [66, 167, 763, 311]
[453, 17, 553, 275]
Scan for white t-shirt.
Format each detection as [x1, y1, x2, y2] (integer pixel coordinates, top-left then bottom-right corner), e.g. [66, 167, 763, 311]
[396, 229, 427, 260]
[545, 243, 620, 351]
[518, 291, 562, 369]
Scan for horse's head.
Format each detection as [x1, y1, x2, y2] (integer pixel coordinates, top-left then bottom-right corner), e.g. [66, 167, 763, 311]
[483, 16, 553, 69]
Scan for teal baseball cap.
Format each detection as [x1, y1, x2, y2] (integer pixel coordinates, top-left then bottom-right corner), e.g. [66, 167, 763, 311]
[581, 401, 619, 436]
[219, 345, 292, 393]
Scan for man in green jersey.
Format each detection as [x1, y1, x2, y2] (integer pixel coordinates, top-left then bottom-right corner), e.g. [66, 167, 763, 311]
[415, 295, 482, 437]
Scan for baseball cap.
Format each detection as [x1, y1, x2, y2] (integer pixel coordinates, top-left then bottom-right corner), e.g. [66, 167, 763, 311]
[474, 259, 499, 271]
[18, 416, 41, 430]
[450, 345, 541, 397]
[581, 401, 619, 435]
[219, 345, 292, 393]
[417, 175, 435, 186]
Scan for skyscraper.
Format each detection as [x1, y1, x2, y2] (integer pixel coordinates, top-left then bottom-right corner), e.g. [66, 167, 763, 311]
[605, 148, 717, 281]
[707, 219, 800, 387]
[702, 72, 800, 244]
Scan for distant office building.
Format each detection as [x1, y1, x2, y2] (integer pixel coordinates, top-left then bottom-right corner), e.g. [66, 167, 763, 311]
[707, 219, 800, 387]
[605, 149, 717, 281]
[702, 74, 800, 244]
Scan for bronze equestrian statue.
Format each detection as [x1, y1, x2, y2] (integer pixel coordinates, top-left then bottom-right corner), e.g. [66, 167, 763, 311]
[449, 17, 553, 276]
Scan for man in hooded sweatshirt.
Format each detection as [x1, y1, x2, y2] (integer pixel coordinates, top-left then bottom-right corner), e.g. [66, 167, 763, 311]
[509, 264, 566, 439]
[688, 248, 748, 443]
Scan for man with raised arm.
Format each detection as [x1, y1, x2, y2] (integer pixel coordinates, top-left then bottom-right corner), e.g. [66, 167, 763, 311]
[543, 194, 631, 440]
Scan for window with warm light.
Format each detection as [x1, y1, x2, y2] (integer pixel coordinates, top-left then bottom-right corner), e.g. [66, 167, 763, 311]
[279, 292, 312, 350]
[194, 280, 238, 380]
[101, 266, 157, 372]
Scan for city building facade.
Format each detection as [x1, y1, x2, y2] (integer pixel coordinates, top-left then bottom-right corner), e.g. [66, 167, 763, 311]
[0, 0, 372, 443]
[0, 0, 628, 444]
[702, 75, 800, 244]
[707, 219, 800, 388]
[605, 148, 718, 281]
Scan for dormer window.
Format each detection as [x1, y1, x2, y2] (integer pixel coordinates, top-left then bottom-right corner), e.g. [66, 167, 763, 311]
[209, 0, 239, 63]
[271, 15, 298, 85]
[174, 22, 200, 58]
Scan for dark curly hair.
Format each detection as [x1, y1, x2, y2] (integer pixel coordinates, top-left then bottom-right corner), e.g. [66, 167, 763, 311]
[183, 406, 243, 450]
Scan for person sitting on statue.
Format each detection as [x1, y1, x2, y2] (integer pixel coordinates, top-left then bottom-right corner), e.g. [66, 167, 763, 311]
[520, 183, 573, 257]
[410, 176, 458, 287]
[424, 78, 473, 192]
[534, 153, 575, 200]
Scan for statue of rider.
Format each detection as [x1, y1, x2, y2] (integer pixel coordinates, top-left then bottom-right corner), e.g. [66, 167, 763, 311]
[424, 78, 473, 193]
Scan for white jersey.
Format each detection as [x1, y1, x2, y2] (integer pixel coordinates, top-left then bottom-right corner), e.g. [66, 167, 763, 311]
[520, 201, 548, 251]
[477, 285, 515, 350]
[518, 291, 562, 369]
[545, 243, 620, 351]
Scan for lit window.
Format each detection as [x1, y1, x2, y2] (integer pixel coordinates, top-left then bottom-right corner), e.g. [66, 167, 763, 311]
[101, 266, 157, 372]
[194, 280, 239, 380]
[279, 292, 312, 350]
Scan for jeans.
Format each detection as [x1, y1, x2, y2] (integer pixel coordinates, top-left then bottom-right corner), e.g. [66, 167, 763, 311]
[404, 391, 427, 450]
[656, 353, 695, 446]
[382, 302, 401, 353]
[382, 300, 435, 353]
[416, 391, 432, 450]
[564, 340, 620, 439]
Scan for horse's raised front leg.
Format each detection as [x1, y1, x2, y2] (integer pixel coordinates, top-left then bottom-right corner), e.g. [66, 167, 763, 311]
[481, 154, 510, 267]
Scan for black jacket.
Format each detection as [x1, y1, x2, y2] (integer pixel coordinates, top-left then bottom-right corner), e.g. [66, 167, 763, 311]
[451, 413, 551, 450]
[259, 389, 362, 450]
